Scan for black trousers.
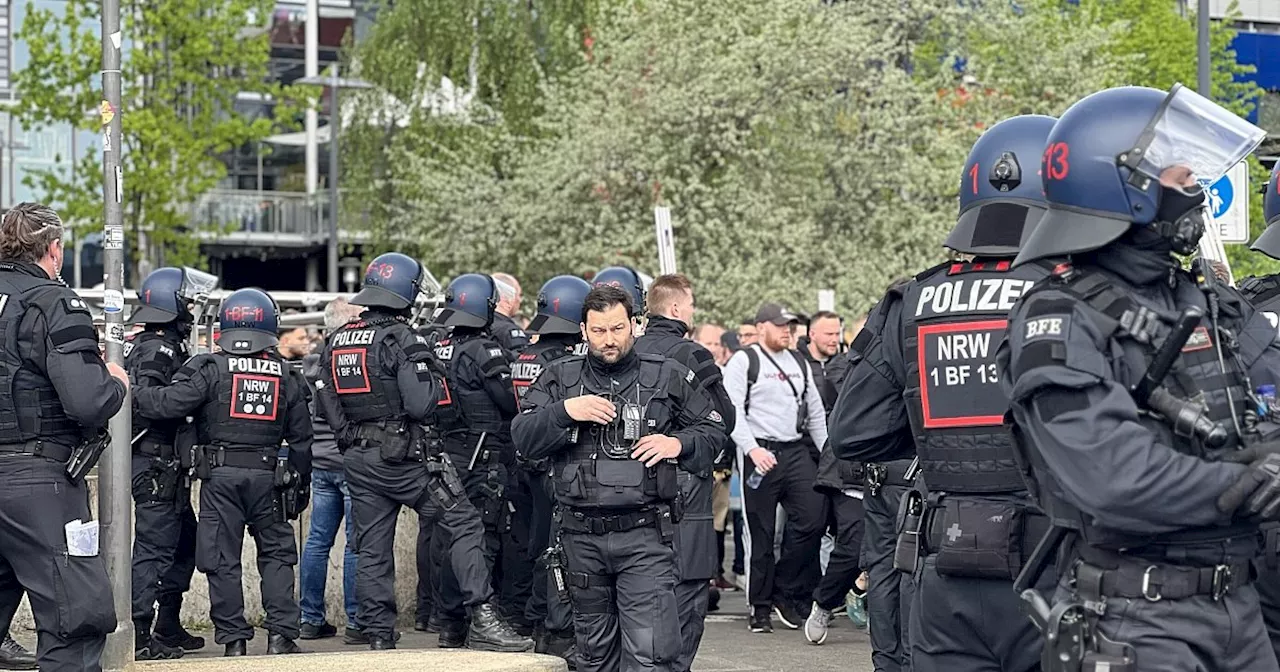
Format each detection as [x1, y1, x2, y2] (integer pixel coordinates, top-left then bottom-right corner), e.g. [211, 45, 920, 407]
[740, 444, 825, 608]
[813, 493, 865, 610]
[0, 457, 114, 672]
[130, 454, 197, 629]
[436, 450, 505, 623]
[345, 445, 493, 640]
[197, 465, 299, 644]
[525, 473, 573, 632]
[415, 512, 439, 623]
[563, 525, 681, 672]
[1253, 562, 1280, 667]
[500, 467, 535, 623]
[864, 480, 914, 672]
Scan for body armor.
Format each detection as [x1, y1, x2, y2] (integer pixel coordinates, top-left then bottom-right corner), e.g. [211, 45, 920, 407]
[1239, 275, 1280, 338]
[126, 329, 188, 449]
[329, 313, 408, 424]
[1017, 264, 1257, 552]
[901, 259, 1052, 493]
[513, 337, 584, 467]
[0, 270, 85, 445]
[551, 354, 679, 511]
[441, 333, 508, 437]
[198, 351, 289, 448]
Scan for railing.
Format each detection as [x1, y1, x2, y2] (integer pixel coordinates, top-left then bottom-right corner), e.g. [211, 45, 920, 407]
[188, 188, 327, 240]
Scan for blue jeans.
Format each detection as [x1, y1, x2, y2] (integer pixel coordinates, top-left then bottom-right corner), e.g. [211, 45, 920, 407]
[299, 468, 358, 627]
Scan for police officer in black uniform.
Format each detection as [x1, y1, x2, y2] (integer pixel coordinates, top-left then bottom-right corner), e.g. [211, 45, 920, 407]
[513, 284, 726, 672]
[133, 288, 313, 657]
[633, 273, 735, 671]
[1241, 159, 1280, 662]
[1000, 85, 1280, 670]
[492, 272, 532, 356]
[430, 273, 524, 644]
[0, 202, 128, 672]
[317, 253, 531, 652]
[127, 266, 216, 659]
[837, 115, 1059, 670]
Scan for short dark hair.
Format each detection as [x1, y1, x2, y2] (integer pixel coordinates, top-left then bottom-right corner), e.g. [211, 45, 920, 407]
[809, 310, 841, 326]
[582, 285, 633, 322]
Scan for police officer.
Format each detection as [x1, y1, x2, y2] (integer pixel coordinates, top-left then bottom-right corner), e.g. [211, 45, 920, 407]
[999, 85, 1279, 670]
[513, 275, 592, 663]
[317, 253, 531, 652]
[492, 272, 532, 356]
[128, 267, 214, 659]
[133, 288, 313, 657]
[513, 284, 726, 672]
[633, 273, 735, 671]
[593, 266, 647, 324]
[0, 202, 127, 672]
[834, 115, 1059, 670]
[431, 273, 525, 644]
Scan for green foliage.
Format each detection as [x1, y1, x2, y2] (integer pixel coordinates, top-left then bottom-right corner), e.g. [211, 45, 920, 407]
[14, 0, 303, 271]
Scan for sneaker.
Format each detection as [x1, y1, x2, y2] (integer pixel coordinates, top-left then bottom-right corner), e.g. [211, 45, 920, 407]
[748, 606, 773, 634]
[299, 621, 337, 640]
[804, 603, 832, 645]
[773, 602, 803, 630]
[846, 590, 868, 629]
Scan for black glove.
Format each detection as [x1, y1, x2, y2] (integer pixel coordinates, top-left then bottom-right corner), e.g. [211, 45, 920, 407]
[1218, 440, 1280, 465]
[1217, 453, 1280, 519]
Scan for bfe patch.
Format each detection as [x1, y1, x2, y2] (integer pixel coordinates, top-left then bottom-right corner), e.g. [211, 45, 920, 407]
[230, 374, 280, 420]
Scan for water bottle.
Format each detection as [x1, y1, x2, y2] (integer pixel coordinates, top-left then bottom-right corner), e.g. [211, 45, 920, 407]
[746, 468, 764, 490]
[1260, 384, 1278, 422]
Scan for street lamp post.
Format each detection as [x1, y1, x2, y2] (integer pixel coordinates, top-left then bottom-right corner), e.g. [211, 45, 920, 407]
[298, 66, 372, 292]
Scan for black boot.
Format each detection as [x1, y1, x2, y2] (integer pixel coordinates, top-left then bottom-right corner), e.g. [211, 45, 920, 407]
[369, 636, 396, 650]
[0, 633, 37, 670]
[543, 629, 575, 659]
[437, 620, 467, 649]
[134, 628, 183, 661]
[223, 640, 247, 657]
[153, 600, 205, 651]
[267, 633, 302, 655]
[467, 602, 534, 653]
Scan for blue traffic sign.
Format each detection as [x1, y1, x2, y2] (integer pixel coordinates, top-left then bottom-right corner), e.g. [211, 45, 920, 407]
[1206, 174, 1234, 218]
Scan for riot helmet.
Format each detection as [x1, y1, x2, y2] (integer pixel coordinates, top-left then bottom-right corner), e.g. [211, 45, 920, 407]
[436, 273, 498, 328]
[1015, 85, 1265, 266]
[1250, 161, 1280, 259]
[216, 288, 280, 355]
[593, 266, 647, 317]
[528, 275, 592, 336]
[130, 266, 219, 325]
[945, 114, 1057, 256]
[351, 252, 426, 311]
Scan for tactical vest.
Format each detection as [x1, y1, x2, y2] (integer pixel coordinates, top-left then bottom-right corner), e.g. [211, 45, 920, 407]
[125, 329, 187, 445]
[551, 353, 679, 511]
[512, 338, 584, 409]
[1239, 274, 1280, 337]
[902, 259, 1050, 493]
[329, 314, 406, 423]
[430, 336, 466, 430]
[201, 351, 288, 448]
[0, 277, 82, 444]
[442, 334, 508, 436]
[1016, 264, 1256, 551]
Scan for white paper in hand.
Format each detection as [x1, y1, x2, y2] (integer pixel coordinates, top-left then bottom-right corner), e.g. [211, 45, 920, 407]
[65, 520, 99, 557]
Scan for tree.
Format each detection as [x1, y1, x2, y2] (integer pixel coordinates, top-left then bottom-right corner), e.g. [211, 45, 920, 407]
[14, 0, 302, 273]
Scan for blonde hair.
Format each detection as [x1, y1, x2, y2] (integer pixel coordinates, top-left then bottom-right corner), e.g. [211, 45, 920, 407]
[0, 203, 63, 263]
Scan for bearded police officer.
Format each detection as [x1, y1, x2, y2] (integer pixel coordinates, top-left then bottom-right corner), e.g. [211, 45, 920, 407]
[127, 266, 217, 659]
[0, 203, 128, 672]
[999, 85, 1280, 671]
[133, 288, 313, 656]
[513, 275, 591, 663]
[833, 115, 1059, 669]
[634, 273, 735, 671]
[430, 273, 525, 643]
[513, 284, 726, 672]
[1242, 159, 1280, 661]
[316, 253, 531, 652]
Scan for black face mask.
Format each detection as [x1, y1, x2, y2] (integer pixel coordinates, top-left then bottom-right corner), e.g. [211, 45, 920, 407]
[1154, 184, 1208, 256]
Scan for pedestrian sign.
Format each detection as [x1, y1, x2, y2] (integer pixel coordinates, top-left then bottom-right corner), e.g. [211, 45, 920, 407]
[1207, 162, 1249, 243]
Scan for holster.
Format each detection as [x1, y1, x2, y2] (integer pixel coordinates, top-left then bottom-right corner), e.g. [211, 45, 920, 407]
[426, 453, 467, 510]
[192, 445, 213, 480]
[1265, 523, 1280, 571]
[893, 490, 923, 573]
[149, 457, 181, 503]
[65, 430, 110, 483]
[274, 479, 309, 523]
[542, 542, 571, 604]
[1021, 589, 1137, 672]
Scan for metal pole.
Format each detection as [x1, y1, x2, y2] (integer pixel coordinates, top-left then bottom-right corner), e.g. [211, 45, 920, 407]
[1197, 0, 1211, 96]
[99, 0, 132, 666]
[305, 0, 318, 230]
[327, 66, 341, 292]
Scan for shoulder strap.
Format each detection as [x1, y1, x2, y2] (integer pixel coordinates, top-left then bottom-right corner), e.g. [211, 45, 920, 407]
[745, 347, 760, 416]
[757, 346, 802, 400]
[1046, 267, 1168, 345]
[789, 350, 810, 387]
[1240, 275, 1280, 306]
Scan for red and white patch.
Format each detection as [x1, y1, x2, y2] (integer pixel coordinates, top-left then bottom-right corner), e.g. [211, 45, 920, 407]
[229, 374, 280, 421]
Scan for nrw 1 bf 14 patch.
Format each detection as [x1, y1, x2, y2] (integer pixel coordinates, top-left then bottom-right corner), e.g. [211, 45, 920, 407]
[332, 348, 372, 394]
[230, 374, 280, 420]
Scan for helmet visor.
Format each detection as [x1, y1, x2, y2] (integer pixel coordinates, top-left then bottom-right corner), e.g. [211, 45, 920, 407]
[1131, 85, 1265, 185]
[179, 267, 219, 301]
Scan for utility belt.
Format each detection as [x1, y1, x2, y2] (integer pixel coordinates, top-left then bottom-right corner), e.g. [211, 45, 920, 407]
[1070, 545, 1253, 602]
[353, 419, 439, 464]
[913, 497, 1050, 581]
[0, 431, 110, 484]
[134, 438, 176, 460]
[560, 502, 680, 543]
[0, 438, 73, 463]
[190, 444, 277, 479]
[865, 457, 917, 497]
